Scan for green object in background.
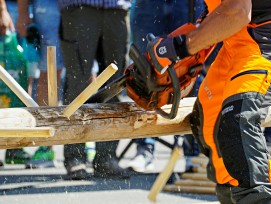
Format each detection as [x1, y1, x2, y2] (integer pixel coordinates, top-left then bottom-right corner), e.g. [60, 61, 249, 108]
[85, 142, 96, 161]
[0, 31, 28, 108]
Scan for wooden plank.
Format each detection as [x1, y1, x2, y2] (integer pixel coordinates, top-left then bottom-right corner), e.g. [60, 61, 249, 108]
[0, 97, 195, 149]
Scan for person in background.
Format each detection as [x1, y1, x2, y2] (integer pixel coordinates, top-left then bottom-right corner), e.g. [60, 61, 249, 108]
[17, 0, 64, 169]
[2, 0, 31, 166]
[0, 0, 14, 35]
[57, 0, 131, 180]
[0, 0, 14, 167]
[127, 0, 204, 173]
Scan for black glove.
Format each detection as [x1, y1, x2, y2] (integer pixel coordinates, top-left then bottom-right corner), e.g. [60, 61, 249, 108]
[146, 33, 190, 74]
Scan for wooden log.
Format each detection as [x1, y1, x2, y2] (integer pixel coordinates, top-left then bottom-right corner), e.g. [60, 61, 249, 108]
[0, 97, 195, 149]
[47, 46, 58, 106]
[174, 179, 216, 187]
[164, 184, 216, 194]
[192, 166, 207, 173]
[0, 95, 270, 149]
[0, 127, 54, 138]
[63, 63, 118, 118]
[0, 65, 38, 107]
[190, 157, 208, 168]
[148, 147, 183, 203]
[182, 173, 209, 181]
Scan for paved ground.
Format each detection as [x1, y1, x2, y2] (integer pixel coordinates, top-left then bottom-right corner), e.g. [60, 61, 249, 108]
[0, 137, 219, 204]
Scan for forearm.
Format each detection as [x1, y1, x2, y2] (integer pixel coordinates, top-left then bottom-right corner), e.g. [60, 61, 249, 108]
[16, 0, 31, 36]
[186, 0, 252, 55]
[17, 0, 30, 17]
[0, 0, 7, 11]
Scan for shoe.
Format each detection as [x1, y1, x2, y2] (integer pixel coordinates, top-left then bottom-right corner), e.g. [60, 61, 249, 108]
[127, 145, 154, 173]
[5, 148, 31, 164]
[25, 146, 55, 169]
[93, 158, 131, 179]
[85, 142, 96, 168]
[65, 159, 90, 180]
[0, 160, 3, 167]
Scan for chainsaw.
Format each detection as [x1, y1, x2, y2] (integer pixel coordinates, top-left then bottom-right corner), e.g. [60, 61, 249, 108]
[86, 23, 214, 119]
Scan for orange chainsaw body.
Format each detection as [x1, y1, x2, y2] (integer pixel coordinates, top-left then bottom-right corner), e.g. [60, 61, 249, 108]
[125, 23, 214, 112]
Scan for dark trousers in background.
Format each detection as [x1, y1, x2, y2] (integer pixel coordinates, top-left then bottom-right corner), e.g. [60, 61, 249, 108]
[60, 6, 129, 167]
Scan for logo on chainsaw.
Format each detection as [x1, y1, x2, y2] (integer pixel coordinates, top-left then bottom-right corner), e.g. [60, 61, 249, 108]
[158, 46, 167, 55]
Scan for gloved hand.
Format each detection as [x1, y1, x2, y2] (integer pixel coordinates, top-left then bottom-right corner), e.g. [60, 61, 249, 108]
[146, 33, 190, 74]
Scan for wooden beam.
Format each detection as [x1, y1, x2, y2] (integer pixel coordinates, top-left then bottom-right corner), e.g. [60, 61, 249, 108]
[0, 97, 195, 149]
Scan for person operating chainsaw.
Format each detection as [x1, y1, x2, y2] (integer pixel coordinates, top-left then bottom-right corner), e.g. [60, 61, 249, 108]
[142, 0, 271, 203]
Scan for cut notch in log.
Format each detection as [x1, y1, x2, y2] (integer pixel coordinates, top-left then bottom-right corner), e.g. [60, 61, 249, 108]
[63, 63, 118, 118]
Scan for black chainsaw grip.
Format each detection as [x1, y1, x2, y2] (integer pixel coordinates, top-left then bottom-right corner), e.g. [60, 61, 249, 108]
[156, 63, 180, 119]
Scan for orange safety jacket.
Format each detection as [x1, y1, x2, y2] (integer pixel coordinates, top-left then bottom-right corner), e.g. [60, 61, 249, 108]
[198, 0, 271, 186]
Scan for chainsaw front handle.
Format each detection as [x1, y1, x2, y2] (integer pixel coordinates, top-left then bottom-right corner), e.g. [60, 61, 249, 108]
[156, 63, 180, 119]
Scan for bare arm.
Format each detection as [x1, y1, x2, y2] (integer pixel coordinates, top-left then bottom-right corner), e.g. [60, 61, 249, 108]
[186, 0, 252, 55]
[16, 0, 31, 37]
[0, 0, 15, 35]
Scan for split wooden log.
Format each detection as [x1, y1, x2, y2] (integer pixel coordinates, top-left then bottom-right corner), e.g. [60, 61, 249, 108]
[63, 63, 118, 118]
[0, 127, 55, 138]
[47, 46, 58, 106]
[0, 97, 196, 149]
[0, 65, 38, 107]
